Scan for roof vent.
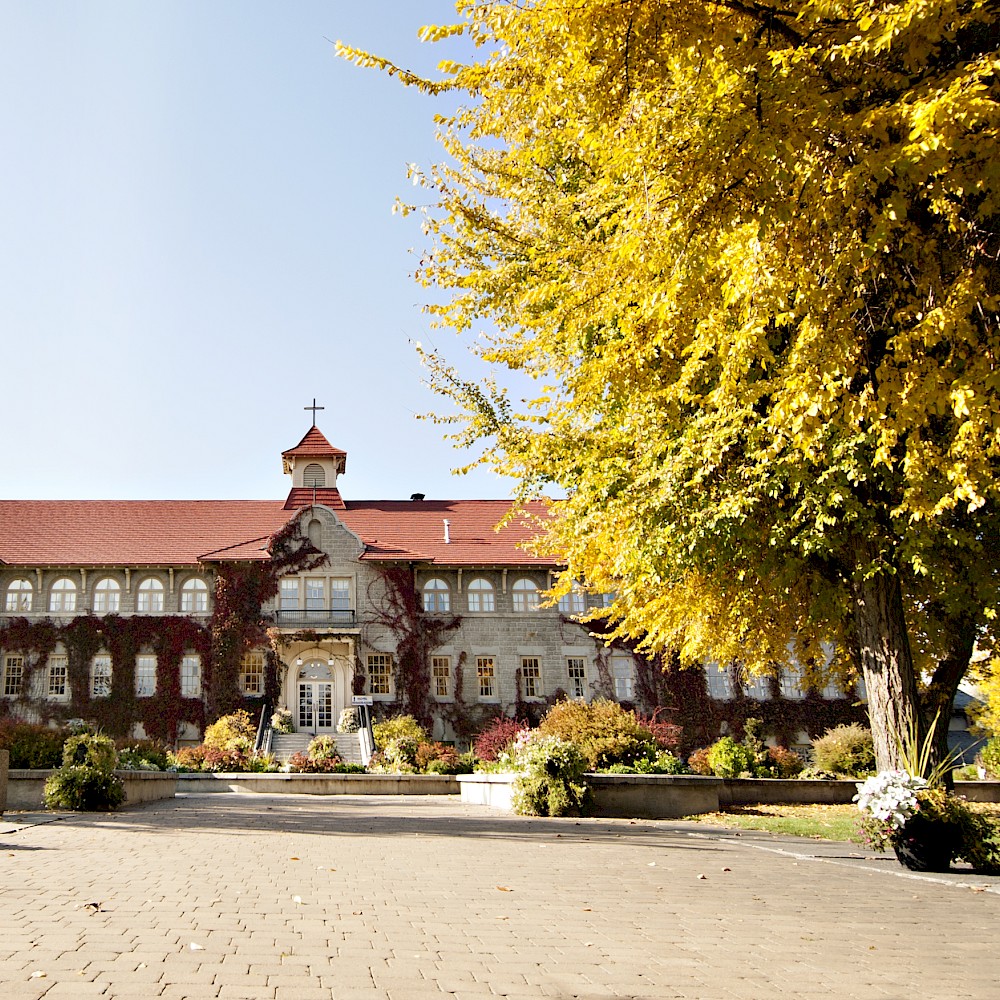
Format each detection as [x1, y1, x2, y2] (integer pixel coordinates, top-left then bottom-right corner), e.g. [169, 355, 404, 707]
[443, 519, 451, 544]
[410, 493, 425, 501]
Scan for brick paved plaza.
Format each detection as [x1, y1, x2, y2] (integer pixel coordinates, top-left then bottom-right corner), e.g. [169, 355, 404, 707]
[2, 793, 999, 999]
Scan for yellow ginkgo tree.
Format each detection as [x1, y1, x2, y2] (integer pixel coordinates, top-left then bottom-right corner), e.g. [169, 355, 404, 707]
[339, 0, 1000, 770]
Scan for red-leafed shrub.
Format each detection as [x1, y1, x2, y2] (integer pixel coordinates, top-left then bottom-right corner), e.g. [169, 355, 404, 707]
[473, 717, 529, 762]
[172, 745, 208, 771]
[687, 747, 713, 775]
[767, 745, 805, 778]
[634, 710, 682, 752]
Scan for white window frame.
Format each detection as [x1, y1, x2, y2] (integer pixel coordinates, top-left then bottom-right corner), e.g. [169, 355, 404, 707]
[558, 587, 586, 616]
[566, 657, 587, 699]
[611, 654, 635, 701]
[476, 656, 497, 701]
[280, 579, 300, 610]
[3, 654, 24, 697]
[137, 578, 165, 613]
[512, 578, 540, 613]
[180, 655, 201, 698]
[180, 578, 209, 613]
[467, 578, 495, 613]
[520, 656, 542, 699]
[49, 577, 77, 613]
[779, 666, 806, 701]
[705, 662, 734, 700]
[5, 579, 33, 612]
[744, 672, 771, 701]
[47, 654, 68, 699]
[305, 578, 325, 610]
[368, 653, 393, 697]
[135, 654, 157, 697]
[432, 655, 451, 700]
[240, 651, 266, 696]
[330, 578, 351, 611]
[91, 655, 112, 698]
[93, 577, 121, 614]
[423, 578, 451, 613]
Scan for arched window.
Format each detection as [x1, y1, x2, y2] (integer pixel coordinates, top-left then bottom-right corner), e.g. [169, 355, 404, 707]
[5, 578, 32, 613]
[180, 578, 209, 613]
[512, 578, 539, 612]
[467, 577, 495, 613]
[307, 518, 322, 548]
[422, 578, 451, 613]
[558, 586, 586, 616]
[303, 463, 325, 488]
[93, 577, 121, 614]
[49, 577, 77, 613]
[137, 577, 165, 613]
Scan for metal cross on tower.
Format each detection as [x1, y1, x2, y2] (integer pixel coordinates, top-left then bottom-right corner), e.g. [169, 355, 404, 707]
[304, 398, 324, 426]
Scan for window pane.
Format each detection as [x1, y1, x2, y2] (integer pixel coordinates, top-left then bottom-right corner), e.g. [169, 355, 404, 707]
[558, 589, 586, 615]
[468, 579, 494, 613]
[280, 579, 300, 610]
[330, 579, 351, 611]
[181, 579, 209, 613]
[6, 580, 33, 612]
[181, 655, 201, 698]
[432, 656, 450, 698]
[305, 579, 325, 609]
[94, 578, 121, 613]
[368, 654, 392, 696]
[137, 579, 164, 613]
[566, 657, 587, 699]
[48, 655, 67, 697]
[92, 655, 112, 698]
[512, 579, 539, 612]
[240, 652, 265, 695]
[477, 656, 496, 699]
[521, 657, 542, 698]
[50, 578, 77, 613]
[3, 655, 24, 697]
[611, 655, 634, 700]
[135, 655, 157, 697]
[423, 579, 450, 613]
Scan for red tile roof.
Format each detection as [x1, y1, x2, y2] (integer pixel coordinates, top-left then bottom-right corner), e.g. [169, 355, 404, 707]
[281, 427, 347, 470]
[283, 487, 346, 511]
[0, 498, 559, 568]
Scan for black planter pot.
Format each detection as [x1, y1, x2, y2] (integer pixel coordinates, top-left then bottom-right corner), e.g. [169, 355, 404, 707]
[893, 814, 959, 873]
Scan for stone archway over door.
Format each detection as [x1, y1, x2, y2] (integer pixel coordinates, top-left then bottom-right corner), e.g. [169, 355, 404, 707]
[292, 657, 351, 735]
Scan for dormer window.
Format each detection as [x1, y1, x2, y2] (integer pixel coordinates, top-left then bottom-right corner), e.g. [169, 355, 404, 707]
[303, 463, 326, 488]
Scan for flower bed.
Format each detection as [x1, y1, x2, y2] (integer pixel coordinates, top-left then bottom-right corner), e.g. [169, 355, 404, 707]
[7, 769, 177, 810]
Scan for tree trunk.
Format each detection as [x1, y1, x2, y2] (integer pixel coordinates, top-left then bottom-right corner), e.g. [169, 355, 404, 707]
[850, 547, 921, 772]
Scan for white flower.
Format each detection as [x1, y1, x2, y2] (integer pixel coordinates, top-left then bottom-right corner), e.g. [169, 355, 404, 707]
[854, 770, 927, 830]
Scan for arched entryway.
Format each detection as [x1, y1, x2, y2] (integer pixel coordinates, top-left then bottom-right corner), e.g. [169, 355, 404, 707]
[287, 652, 352, 735]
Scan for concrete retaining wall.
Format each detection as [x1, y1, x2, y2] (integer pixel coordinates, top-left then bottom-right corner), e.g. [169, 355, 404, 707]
[177, 772, 458, 795]
[0, 749, 8, 815]
[7, 770, 177, 810]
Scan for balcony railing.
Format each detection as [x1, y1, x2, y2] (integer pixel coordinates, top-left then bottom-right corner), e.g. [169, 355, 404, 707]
[271, 607, 358, 627]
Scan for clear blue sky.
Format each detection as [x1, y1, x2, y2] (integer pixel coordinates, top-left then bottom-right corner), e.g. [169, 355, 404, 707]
[0, 1, 511, 502]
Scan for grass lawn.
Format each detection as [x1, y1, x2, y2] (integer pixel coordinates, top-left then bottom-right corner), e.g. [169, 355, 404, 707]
[686, 801, 1000, 843]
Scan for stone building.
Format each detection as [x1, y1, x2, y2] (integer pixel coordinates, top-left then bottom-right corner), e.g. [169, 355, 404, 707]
[0, 421, 866, 749]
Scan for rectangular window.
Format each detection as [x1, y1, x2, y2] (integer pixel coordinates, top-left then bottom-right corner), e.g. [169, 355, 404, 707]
[240, 651, 265, 696]
[135, 655, 157, 697]
[558, 589, 586, 615]
[48, 655, 68, 698]
[521, 657, 542, 699]
[432, 656, 451, 699]
[180, 655, 201, 698]
[305, 578, 325, 610]
[611, 654, 634, 700]
[566, 657, 587, 699]
[91, 655, 112, 698]
[822, 679, 844, 700]
[477, 656, 496, 700]
[330, 579, 351, 611]
[705, 663, 733, 700]
[744, 672, 771, 701]
[3, 655, 24, 697]
[280, 579, 300, 610]
[368, 654, 392, 696]
[779, 667, 805, 701]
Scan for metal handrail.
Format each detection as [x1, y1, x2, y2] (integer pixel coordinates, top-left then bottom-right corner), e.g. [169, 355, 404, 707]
[271, 608, 357, 626]
[254, 702, 272, 754]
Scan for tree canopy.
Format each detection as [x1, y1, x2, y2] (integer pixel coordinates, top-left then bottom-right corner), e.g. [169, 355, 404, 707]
[339, 0, 1000, 768]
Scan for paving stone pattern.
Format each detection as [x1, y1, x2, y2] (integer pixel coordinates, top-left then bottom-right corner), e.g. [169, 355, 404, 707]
[2, 794, 999, 999]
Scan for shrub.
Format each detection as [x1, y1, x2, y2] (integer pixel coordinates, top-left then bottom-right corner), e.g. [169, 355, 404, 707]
[766, 745, 805, 778]
[537, 699, 657, 769]
[981, 737, 1000, 778]
[44, 734, 125, 811]
[634, 710, 683, 752]
[706, 736, 755, 779]
[271, 708, 293, 734]
[372, 715, 428, 749]
[415, 741, 463, 773]
[116, 740, 171, 771]
[811, 723, 876, 777]
[0, 721, 68, 769]
[511, 735, 590, 817]
[337, 708, 360, 733]
[307, 735, 341, 762]
[203, 710, 256, 754]
[171, 745, 208, 771]
[287, 751, 362, 774]
[473, 717, 529, 762]
[687, 747, 713, 775]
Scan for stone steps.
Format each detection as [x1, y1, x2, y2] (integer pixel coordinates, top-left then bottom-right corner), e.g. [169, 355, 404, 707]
[269, 732, 364, 765]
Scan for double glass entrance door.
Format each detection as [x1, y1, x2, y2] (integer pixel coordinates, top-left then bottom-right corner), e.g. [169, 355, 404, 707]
[297, 682, 334, 732]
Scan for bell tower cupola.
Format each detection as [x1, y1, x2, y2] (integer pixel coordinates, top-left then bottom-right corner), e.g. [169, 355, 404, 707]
[281, 411, 347, 510]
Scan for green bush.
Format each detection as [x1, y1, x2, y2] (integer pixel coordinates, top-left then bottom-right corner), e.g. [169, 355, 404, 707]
[44, 734, 125, 811]
[706, 736, 755, 779]
[372, 714, 428, 749]
[981, 737, 1000, 778]
[116, 740, 171, 771]
[537, 699, 656, 769]
[811, 723, 876, 777]
[307, 735, 340, 762]
[0, 721, 67, 769]
[203, 710, 256, 753]
[512, 735, 590, 817]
